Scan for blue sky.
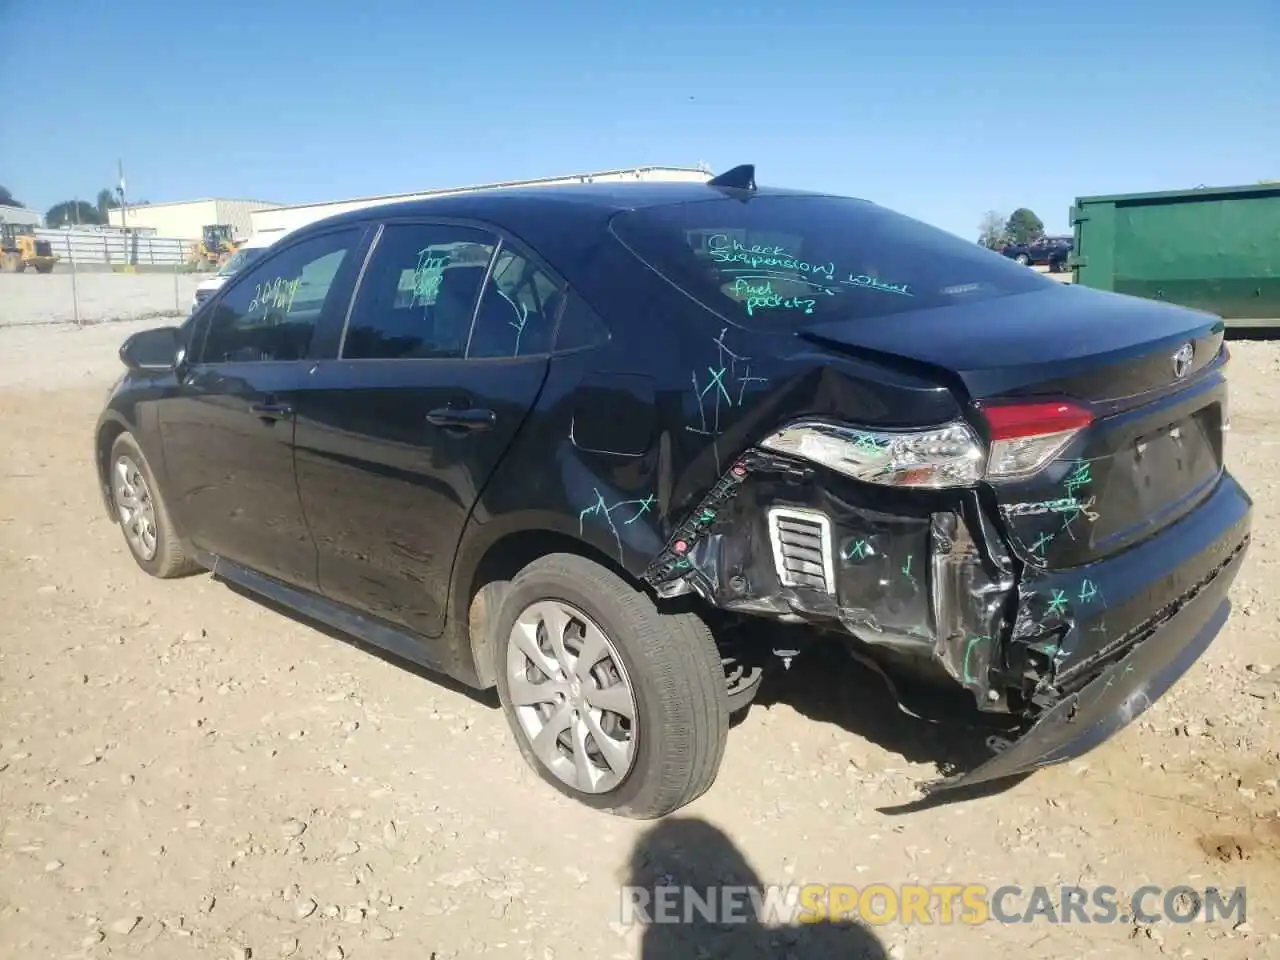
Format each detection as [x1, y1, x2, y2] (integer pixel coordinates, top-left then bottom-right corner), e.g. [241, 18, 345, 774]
[2, 1, 1275, 238]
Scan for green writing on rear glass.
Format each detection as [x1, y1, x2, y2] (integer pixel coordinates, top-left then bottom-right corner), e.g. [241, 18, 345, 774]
[731, 277, 816, 316]
[707, 234, 835, 280]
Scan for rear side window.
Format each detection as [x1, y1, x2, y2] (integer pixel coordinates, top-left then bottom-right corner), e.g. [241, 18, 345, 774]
[610, 196, 1055, 330]
[342, 223, 498, 360]
[466, 247, 564, 358]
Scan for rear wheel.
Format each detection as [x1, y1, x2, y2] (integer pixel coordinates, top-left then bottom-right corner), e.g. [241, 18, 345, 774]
[493, 553, 729, 818]
[109, 433, 200, 579]
[35, 263, 53, 274]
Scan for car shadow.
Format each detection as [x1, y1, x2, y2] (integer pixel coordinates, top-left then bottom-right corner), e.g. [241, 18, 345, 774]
[625, 816, 888, 959]
[746, 635, 1028, 812]
[219, 580, 499, 709]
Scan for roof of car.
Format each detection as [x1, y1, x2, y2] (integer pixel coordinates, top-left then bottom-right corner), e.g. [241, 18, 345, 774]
[310, 180, 839, 231]
[290, 180, 865, 290]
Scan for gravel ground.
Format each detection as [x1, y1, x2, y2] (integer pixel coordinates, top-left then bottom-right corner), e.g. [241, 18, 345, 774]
[1, 317, 1277, 960]
[0, 272, 211, 327]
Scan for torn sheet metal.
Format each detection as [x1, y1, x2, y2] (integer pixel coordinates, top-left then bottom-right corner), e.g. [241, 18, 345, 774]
[642, 450, 1017, 708]
[922, 531, 1249, 795]
[929, 501, 1017, 707]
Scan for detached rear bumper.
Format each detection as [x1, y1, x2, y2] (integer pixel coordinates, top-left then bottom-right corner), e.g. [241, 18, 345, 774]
[924, 471, 1252, 794]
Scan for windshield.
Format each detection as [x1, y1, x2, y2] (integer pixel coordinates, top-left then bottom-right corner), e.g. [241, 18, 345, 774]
[610, 195, 1055, 329]
[216, 244, 269, 277]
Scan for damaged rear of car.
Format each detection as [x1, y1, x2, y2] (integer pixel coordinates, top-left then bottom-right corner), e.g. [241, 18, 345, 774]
[96, 173, 1250, 820]
[610, 183, 1252, 795]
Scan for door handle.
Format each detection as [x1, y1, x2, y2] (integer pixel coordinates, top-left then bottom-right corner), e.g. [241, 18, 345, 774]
[426, 407, 496, 432]
[251, 401, 294, 422]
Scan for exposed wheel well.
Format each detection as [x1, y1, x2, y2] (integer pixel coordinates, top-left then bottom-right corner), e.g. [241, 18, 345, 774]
[96, 421, 128, 515]
[463, 529, 654, 690]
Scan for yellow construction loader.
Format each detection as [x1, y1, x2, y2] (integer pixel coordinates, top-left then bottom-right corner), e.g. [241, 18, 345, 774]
[0, 223, 58, 274]
[188, 224, 240, 270]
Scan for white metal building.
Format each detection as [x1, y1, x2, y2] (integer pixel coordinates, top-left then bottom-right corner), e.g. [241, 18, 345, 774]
[0, 204, 42, 227]
[107, 198, 280, 241]
[249, 165, 712, 235]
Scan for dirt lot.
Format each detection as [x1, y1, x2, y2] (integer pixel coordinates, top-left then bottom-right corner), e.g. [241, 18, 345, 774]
[2, 305, 1279, 959]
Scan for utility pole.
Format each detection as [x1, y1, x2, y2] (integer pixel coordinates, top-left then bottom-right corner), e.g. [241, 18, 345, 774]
[117, 159, 127, 231]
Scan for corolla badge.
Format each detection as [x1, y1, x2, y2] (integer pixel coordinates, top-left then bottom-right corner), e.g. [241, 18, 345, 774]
[1171, 342, 1194, 379]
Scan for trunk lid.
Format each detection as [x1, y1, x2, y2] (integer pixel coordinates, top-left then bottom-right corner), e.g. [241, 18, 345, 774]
[799, 285, 1228, 567]
[797, 284, 1223, 400]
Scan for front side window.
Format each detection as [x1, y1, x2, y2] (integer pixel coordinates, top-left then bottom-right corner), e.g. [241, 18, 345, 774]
[342, 223, 498, 360]
[197, 229, 359, 364]
[467, 247, 564, 359]
[611, 195, 1055, 331]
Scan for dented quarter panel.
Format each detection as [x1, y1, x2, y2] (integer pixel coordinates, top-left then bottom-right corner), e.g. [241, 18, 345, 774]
[642, 448, 1018, 706]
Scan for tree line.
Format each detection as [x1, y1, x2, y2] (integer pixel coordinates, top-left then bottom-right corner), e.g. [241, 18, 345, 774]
[979, 181, 1279, 250]
[0, 183, 150, 228]
[977, 208, 1047, 250]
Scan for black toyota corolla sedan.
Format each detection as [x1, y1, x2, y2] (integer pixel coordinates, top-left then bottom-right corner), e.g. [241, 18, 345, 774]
[94, 165, 1251, 818]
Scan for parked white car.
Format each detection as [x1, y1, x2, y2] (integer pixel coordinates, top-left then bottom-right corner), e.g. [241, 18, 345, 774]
[190, 229, 291, 313]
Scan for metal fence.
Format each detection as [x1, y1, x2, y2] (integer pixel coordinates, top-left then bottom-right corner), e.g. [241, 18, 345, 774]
[34, 228, 190, 267]
[0, 228, 216, 328]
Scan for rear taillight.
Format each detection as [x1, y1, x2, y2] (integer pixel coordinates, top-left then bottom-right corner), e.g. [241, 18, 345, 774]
[759, 420, 986, 489]
[759, 400, 1093, 490]
[976, 399, 1092, 482]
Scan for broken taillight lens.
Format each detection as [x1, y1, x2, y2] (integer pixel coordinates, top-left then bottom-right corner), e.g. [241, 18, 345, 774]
[760, 400, 1094, 489]
[975, 399, 1093, 482]
[759, 421, 986, 489]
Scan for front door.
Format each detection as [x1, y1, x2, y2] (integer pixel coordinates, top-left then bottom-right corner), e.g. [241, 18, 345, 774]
[294, 221, 561, 636]
[158, 226, 368, 589]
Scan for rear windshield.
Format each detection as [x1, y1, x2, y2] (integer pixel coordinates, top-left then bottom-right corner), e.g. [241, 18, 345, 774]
[610, 195, 1055, 329]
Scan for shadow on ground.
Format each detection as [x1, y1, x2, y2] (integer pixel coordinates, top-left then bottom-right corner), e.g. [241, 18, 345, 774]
[749, 638, 1028, 811]
[626, 817, 888, 959]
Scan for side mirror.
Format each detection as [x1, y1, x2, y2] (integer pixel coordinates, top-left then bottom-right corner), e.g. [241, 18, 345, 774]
[119, 326, 180, 373]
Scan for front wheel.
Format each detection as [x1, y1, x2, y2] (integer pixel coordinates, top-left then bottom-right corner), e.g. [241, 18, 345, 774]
[109, 433, 200, 578]
[1015, 253, 1031, 266]
[493, 553, 729, 818]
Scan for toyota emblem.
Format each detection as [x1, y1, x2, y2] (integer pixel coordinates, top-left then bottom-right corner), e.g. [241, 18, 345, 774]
[1172, 342, 1194, 379]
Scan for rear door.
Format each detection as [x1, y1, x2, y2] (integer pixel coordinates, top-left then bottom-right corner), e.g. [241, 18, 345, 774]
[293, 220, 560, 637]
[157, 226, 368, 588]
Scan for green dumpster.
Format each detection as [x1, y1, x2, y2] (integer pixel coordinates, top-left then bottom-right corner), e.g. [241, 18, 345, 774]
[1070, 183, 1280, 328]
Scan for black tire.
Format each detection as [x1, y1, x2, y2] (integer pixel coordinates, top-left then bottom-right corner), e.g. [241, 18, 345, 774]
[109, 432, 201, 579]
[724, 655, 765, 714]
[493, 553, 729, 819]
[1015, 253, 1031, 266]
